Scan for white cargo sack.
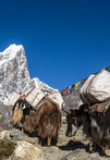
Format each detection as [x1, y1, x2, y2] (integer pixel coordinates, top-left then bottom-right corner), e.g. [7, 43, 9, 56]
[8, 92, 21, 106]
[47, 92, 63, 108]
[25, 88, 46, 107]
[80, 70, 110, 104]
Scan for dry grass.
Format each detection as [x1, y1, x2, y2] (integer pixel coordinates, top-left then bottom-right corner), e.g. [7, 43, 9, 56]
[0, 139, 16, 160]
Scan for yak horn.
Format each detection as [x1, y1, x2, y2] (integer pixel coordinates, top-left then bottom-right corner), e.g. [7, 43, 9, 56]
[62, 106, 71, 115]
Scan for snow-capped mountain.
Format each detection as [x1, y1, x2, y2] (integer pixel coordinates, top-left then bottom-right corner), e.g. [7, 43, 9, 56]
[0, 44, 58, 106]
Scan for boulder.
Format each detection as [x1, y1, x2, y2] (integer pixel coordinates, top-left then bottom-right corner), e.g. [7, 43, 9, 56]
[13, 141, 44, 160]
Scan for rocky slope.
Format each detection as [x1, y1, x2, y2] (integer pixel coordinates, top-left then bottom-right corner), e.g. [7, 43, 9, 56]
[0, 120, 109, 160]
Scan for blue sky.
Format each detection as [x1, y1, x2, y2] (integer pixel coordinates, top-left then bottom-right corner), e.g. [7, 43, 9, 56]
[0, 0, 110, 91]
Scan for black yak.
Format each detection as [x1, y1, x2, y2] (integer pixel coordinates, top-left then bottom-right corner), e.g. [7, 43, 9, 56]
[62, 100, 110, 156]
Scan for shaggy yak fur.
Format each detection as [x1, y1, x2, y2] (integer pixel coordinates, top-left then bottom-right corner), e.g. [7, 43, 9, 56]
[62, 104, 110, 156]
[11, 100, 24, 127]
[22, 110, 36, 134]
[33, 99, 61, 147]
[11, 99, 62, 147]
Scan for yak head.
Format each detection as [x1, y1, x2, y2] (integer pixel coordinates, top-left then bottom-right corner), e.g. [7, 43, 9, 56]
[62, 106, 79, 137]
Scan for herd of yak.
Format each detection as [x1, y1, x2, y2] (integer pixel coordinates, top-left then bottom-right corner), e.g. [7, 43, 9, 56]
[11, 95, 110, 156]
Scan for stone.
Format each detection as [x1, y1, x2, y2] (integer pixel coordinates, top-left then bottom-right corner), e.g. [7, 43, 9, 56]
[12, 141, 44, 160]
[0, 130, 10, 139]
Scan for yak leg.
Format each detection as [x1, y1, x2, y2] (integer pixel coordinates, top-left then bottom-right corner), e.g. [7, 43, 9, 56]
[22, 127, 24, 133]
[66, 123, 73, 137]
[102, 147, 110, 156]
[89, 137, 96, 152]
[100, 138, 110, 156]
[47, 136, 51, 147]
[73, 125, 77, 136]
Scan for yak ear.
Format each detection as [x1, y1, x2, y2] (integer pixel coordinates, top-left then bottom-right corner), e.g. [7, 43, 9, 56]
[62, 106, 71, 115]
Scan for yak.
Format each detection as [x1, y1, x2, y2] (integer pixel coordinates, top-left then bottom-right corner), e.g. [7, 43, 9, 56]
[11, 98, 62, 147]
[62, 101, 110, 156]
[62, 104, 89, 137]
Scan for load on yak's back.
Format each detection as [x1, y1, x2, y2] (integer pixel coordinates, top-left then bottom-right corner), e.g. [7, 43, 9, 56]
[63, 70, 110, 156]
[80, 70, 110, 105]
[9, 87, 63, 147]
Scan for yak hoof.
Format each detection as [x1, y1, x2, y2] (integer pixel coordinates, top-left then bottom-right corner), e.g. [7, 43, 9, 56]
[89, 144, 96, 153]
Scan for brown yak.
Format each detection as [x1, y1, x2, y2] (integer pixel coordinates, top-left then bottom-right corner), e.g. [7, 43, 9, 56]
[11, 98, 62, 147]
[23, 99, 62, 147]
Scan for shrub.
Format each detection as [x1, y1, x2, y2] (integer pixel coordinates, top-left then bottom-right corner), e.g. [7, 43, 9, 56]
[0, 139, 16, 160]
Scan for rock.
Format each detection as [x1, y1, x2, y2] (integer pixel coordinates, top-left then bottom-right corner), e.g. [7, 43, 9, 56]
[61, 148, 108, 160]
[10, 128, 24, 137]
[12, 141, 44, 160]
[63, 88, 83, 110]
[12, 135, 38, 144]
[0, 130, 10, 139]
[62, 88, 83, 116]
